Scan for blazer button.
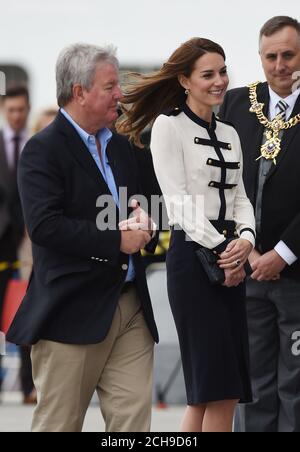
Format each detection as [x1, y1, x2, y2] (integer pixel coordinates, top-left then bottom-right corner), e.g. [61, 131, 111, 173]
[195, 138, 200, 144]
[122, 264, 128, 271]
[228, 144, 232, 150]
[209, 182, 215, 187]
[223, 230, 227, 236]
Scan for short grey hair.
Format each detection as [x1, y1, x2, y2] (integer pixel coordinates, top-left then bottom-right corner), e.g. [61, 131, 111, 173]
[56, 43, 119, 107]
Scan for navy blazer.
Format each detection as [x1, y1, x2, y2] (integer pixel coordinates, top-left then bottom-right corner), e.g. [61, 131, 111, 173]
[219, 82, 300, 279]
[7, 112, 159, 345]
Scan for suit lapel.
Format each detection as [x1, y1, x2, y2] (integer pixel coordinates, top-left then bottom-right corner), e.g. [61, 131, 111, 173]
[267, 92, 300, 180]
[253, 82, 270, 159]
[106, 136, 128, 192]
[54, 114, 134, 219]
[55, 113, 112, 195]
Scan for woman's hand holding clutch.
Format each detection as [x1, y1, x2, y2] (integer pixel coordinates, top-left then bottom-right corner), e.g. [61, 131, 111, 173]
[217, 239, 253, 271]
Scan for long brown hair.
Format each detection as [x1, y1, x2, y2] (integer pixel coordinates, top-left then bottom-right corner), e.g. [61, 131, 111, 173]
[116, 37, 225, 144]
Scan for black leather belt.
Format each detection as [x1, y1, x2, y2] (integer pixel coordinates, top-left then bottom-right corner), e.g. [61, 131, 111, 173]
[121, 281, 135, 294]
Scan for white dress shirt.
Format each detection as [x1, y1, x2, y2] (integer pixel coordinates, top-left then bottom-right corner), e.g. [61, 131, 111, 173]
[151, 107, 256, 250]
[268, 86, 300, 265]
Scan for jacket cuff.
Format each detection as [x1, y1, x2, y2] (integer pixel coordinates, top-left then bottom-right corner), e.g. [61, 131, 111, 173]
[240, 228, 255, 248]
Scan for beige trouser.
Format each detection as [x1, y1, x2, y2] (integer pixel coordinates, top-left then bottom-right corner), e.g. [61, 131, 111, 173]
[31, 286, 154, 432]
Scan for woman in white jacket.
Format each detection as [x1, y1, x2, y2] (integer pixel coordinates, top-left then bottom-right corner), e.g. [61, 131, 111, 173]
[118, 38, 255, 432]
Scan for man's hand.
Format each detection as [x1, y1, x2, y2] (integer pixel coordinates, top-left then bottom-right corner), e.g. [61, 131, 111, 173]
[218, 238, 253, 270]
[248, 248, 261, 266]
[251, 250, 286, 281]
[223, 267, 246, 287]
[120, 230, 151, 254]
[118, 199, 155, 236]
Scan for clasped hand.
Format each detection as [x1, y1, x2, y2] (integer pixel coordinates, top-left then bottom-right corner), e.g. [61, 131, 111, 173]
[119, 199, 155, 254]
[217, 239, 253, 287]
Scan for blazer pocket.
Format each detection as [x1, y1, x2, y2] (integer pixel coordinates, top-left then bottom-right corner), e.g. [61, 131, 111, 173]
[45, 261, 92, 285]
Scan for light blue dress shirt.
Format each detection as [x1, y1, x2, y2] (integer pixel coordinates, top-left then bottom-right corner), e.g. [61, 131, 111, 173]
[61, 108, 135, 281]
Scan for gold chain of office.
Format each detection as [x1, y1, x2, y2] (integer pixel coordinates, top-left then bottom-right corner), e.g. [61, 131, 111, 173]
[248, 81, 300, 164]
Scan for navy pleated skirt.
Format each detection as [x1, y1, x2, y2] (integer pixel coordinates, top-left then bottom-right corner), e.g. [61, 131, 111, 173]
[166, 227, 252, 405]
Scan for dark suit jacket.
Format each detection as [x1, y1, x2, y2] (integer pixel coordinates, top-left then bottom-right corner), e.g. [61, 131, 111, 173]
[7, 112, 159, 345]
[219, 82, 300, 279]
[0, 131, 24, 251]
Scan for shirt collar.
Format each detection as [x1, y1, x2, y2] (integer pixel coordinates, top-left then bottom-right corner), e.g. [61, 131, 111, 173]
[182, 103, 216, 132]
[3, 124, 27, 141]
[60, 108, 112, 147]
[268, 85, 300, 116]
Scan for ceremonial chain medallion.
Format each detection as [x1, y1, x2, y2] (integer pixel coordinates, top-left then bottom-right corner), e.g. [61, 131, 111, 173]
[248, 82, 300, 164]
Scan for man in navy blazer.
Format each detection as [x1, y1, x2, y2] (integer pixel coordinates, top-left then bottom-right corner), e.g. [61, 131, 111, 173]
[7, 43, 158, 432]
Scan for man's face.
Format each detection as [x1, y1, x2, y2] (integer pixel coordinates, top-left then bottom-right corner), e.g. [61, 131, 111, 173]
[260, 26, 300, 97]
[81, 62, 122, 130]
[3, 95, 30, 132]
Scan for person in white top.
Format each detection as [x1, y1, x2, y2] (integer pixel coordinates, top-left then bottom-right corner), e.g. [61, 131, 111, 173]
[118, 37, 255, 432]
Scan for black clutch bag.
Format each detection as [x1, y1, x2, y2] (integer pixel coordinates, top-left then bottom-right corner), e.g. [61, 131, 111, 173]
[195, 247, 225, 285]
[195, 247, 253, 286]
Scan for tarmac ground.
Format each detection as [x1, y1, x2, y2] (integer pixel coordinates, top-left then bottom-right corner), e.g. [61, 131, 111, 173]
[0, 392, 185, 432]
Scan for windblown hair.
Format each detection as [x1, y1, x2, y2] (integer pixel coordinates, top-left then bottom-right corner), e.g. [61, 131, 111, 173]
[116, 37, 225, 144]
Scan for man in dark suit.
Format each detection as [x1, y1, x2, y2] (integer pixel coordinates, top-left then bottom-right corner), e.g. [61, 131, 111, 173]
[7, 43, 158, 432]
[219, 16, 300, 432]
[0, 86, 34, 403]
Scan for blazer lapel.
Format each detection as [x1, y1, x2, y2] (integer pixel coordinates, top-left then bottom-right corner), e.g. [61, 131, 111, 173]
[267, 92, 300, 180]
[254, 82, 270, 158]
[55, 113, 111, 195]
[106, 136, 138, 221]
[106, 136, 128, 192]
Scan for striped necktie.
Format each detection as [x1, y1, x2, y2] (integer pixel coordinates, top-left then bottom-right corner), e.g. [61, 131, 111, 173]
[276, 99, 289, 120]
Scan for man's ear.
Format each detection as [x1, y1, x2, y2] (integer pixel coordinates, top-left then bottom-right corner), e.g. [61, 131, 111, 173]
[72, 84, 85, 105]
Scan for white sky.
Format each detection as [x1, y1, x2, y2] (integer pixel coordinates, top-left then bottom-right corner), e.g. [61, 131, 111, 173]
[0, 0, 299, 116]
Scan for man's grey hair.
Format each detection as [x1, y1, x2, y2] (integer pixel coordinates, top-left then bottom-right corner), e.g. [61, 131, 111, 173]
[56, 43, 119, 107]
